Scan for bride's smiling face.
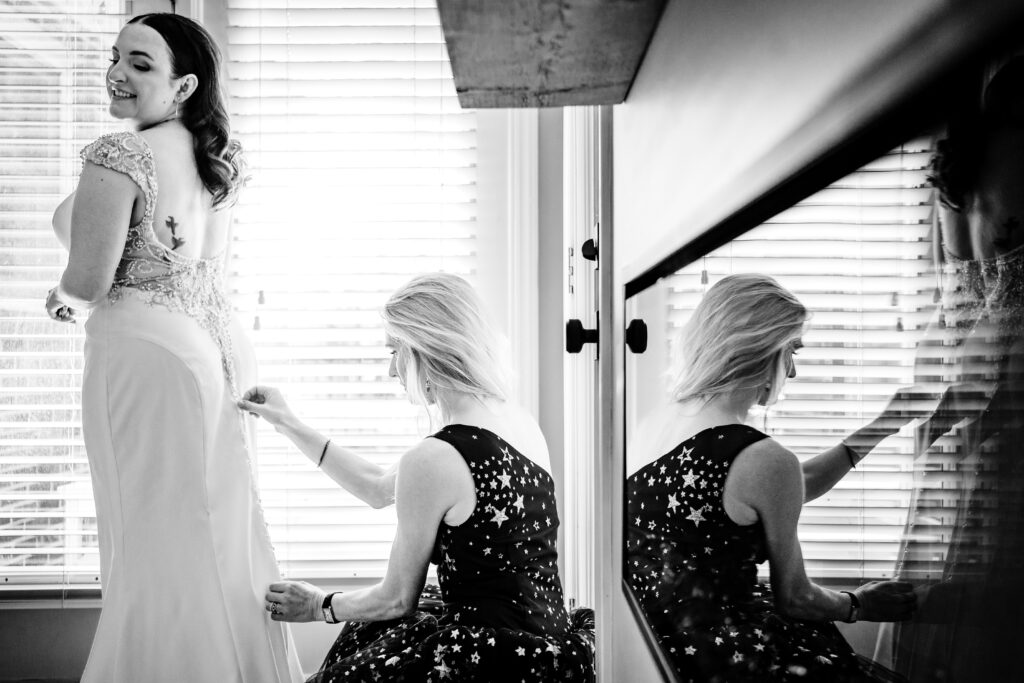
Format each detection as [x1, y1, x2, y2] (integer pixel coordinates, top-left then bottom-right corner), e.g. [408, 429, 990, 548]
[106, 24, 181, 126]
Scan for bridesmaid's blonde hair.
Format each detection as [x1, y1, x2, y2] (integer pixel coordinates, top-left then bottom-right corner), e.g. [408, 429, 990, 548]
[383, 273, 511, 421]
[671, 273, 807, 405]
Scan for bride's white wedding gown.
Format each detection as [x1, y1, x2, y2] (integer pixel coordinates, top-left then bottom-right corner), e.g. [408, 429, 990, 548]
[76, 131, 303, 683]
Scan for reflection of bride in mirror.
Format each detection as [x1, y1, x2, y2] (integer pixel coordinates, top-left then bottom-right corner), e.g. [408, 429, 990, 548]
[886, 55, 1024, 682]
[626, 274, 914, 682]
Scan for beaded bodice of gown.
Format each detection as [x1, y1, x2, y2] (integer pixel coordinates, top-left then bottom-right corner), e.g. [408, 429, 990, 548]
[81, 131, 239, 397]
[939, 241, 1024, 358]
[429, 425, 571, 637]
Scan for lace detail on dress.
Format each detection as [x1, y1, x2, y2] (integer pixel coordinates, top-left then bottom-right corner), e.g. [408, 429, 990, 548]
[941, 246, 987, 333]
[81, 132, 276, 558]
[943, 242, 1024, 347]
[81, 132, 239, 399]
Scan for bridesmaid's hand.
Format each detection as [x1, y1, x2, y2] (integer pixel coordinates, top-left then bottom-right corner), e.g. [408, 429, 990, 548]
[45, 286, 76, 324]
[238, 385, 295, 430]
[265, 580, 324, 623]
[867, 385, 939, 435]
[854, 580, 917, 622]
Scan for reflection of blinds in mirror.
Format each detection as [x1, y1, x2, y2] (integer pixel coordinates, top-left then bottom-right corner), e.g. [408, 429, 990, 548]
[0, 2, 128, 588]
[666, 139, 935, 580]
[225, 0, 475, 578]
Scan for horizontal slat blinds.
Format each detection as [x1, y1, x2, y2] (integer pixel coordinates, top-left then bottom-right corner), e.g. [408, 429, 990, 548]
[225, 0, 477, 578]
[0, 0, 127, 588]
[666, 140, 936, 580]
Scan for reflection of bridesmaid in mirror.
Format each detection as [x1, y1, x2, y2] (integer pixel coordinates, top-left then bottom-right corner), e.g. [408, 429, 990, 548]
[626, 274, 915, 682]
[889, 55, 1024, 682]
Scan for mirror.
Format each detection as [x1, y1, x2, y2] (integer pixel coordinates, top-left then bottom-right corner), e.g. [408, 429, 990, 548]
[623, 54, 1024, 683]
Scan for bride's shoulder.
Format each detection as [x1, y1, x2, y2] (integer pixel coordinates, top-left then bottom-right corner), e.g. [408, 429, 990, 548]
[79, 132, 155, 194]
[136, 127, 190, 157]
[81, 130, 151, 161]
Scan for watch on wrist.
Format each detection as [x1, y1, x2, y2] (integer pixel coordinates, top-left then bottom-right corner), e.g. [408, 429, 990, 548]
[321, 591, 340, 624]
[839, 590, 860, 623]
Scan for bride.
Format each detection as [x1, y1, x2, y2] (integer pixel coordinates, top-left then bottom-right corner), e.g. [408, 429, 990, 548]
[46, 13, 302, 682]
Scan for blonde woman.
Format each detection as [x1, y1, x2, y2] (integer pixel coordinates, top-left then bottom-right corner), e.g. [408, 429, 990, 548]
[626, 274, 915, 682]
[240, 273, 595, 682]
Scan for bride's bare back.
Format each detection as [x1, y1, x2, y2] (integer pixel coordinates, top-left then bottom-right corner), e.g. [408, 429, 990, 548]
[143, 125, 231, 259]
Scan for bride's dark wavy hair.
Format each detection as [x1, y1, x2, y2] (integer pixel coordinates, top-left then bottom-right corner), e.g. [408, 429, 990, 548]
[128, 13, 246, 207]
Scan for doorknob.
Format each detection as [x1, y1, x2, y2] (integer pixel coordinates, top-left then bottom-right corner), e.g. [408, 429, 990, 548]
[581, 238, 598, 262]
[566, 318, 598, 354]
[626, 319, 648, 354]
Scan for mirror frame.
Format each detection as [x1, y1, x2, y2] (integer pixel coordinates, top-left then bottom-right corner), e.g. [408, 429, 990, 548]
[618, 2, 1024, 680]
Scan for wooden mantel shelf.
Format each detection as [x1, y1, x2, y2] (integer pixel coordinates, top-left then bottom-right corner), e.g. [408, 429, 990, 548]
[437, 0, 668, 108]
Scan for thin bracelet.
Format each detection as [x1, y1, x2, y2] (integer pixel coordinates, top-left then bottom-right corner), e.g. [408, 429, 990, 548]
[317, 438, 331, 468]
[840, 441, 858, 469]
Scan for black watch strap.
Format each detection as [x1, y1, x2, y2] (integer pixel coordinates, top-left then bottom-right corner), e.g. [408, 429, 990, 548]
[321, 592, 339, 624]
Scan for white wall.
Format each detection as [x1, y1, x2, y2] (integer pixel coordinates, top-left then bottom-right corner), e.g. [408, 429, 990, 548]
[615, 0, 941, 277]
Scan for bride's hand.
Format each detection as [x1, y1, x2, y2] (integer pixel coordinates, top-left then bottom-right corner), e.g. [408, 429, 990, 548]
[45, 286, 76, 324]
[265, 580, 324, 623]
[238, 385, 295, 430]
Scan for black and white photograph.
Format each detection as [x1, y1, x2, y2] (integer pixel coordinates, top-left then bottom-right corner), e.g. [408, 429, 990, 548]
[2, 1, 1024, 681]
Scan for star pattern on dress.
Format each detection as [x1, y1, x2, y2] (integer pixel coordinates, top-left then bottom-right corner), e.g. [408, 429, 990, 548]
[489, 506, 509, 527]
[626, 425, 873, 681]
[311, 425, 592, 682]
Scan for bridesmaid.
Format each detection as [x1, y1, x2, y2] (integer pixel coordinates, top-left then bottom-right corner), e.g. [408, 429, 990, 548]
[241, 273, 596, 682]
[625, 274, 915, 682]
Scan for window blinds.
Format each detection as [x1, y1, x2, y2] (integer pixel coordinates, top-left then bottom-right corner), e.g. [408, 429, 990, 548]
[0, 0, 482, 588]
[0, 1, 127, 588]
[224, 0, 478, 579]
[665, 140, 935, 580]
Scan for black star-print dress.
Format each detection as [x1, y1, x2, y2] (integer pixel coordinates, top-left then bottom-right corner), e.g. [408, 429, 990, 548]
[308, 424, 595, 683]
[626, 424, 904, 683]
